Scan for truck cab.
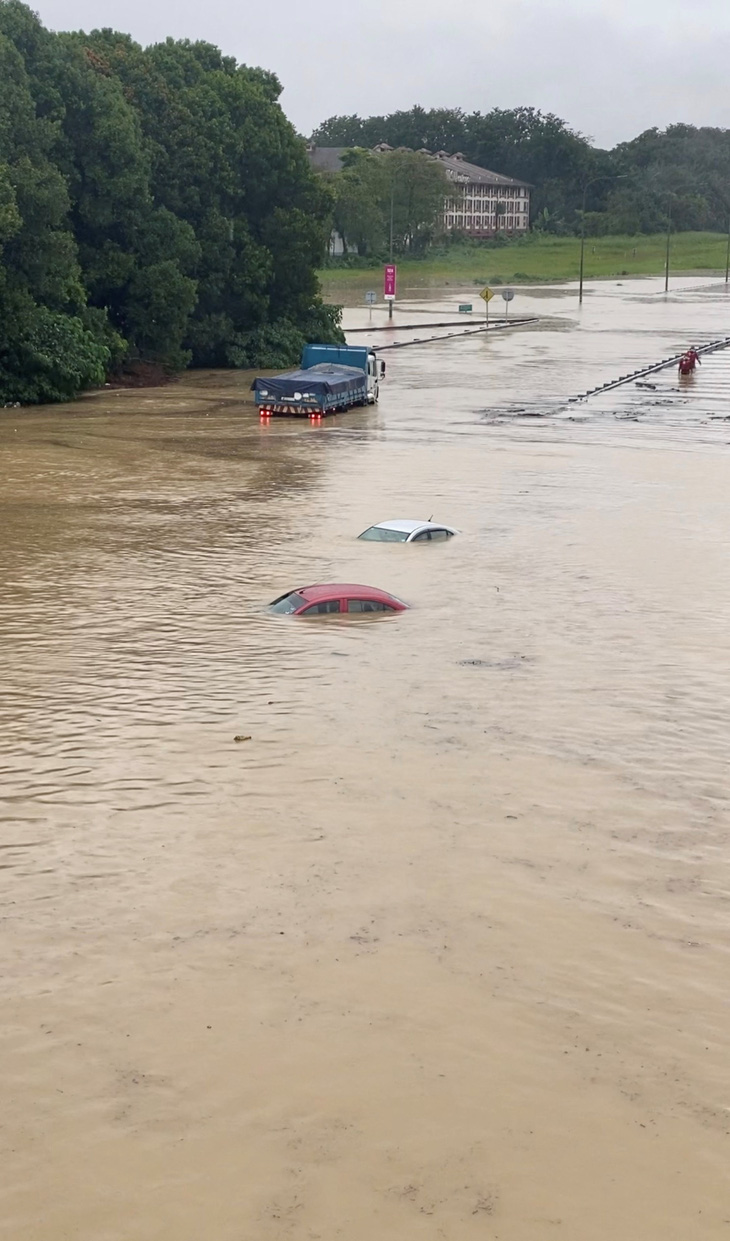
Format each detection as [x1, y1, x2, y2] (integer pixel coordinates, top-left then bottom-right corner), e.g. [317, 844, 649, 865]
[365, 350, 386, 402]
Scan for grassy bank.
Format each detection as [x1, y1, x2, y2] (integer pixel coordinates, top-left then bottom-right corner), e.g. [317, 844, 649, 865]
[320, 232, 729, 292]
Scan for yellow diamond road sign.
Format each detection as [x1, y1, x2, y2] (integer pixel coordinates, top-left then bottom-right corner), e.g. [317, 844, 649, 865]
[479, 286, 495, 302]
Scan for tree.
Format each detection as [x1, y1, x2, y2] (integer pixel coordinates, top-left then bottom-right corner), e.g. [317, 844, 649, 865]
[0, 8, 109, 403]
[0, 19, 82, 313]
[0, 2, 344, 402]
[614, 124, 730, 232]
[385, 149, 450, 253]
[326, 148, 449, 256]
[312, 107, 469, 155]
[49, 34, 199, 369]
[87, 31, 338, 366]
[332, 150, 388, 255]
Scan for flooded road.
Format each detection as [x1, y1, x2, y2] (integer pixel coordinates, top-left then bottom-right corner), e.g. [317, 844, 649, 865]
[2, 276, 729, 1240]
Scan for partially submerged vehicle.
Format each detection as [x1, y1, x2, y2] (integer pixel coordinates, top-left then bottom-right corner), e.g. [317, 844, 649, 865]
[268, 584, 408, 616]
[358, 519, 458, 543]
[254, 344, 385, 418]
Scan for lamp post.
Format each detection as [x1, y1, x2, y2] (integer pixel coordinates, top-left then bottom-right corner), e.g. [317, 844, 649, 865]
[638, 173, 675, 293]
[664, 200, 672, 293]
[578, 174, 626, 303]
[388, 183, 394, 320]
[660, 190, 680, 293]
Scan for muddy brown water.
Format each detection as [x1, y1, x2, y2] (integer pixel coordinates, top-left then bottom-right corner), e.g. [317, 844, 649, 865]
[2, 277, 730, 1240]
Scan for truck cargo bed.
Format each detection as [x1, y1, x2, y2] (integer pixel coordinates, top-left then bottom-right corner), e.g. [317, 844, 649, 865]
[253, 363, 367, 416]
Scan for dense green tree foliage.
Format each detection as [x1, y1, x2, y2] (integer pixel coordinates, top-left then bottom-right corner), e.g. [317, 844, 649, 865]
[313, 109, 730, 238]
[607, 125, 730, 235]
[313, 107, 600, 226]
[0, 1, 341, 405]
[330, 148, 450, 256]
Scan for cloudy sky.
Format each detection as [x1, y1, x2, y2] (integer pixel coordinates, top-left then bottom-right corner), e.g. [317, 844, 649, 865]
[34, 0, 730, 148]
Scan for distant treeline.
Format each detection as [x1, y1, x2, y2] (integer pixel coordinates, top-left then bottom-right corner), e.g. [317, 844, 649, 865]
[0, 1, 343, 405]
[312, 108, 730, 240]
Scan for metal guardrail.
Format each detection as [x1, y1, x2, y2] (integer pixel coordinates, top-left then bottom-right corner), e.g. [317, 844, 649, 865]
[349, 318, 514, 333]
[569, 335, 730, 402]
[372, 317, 538, 352]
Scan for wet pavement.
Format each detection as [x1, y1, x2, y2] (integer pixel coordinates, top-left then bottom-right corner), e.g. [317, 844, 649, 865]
[1, 276, 729, 1240]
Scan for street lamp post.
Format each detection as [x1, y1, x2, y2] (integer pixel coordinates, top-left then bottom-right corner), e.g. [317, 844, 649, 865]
[664, 200, 672, 293]
[578, 183, 591, 305]
[659, 189, 681, 293]
[388, 182, 395, 320]
[579, 174, 626, 303]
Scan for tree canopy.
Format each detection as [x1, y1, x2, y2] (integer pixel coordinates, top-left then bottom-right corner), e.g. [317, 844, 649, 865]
[312, 107, 599, 226]
[312, 108, 730, 238]
[0, 0, 342, 405]
[330, 148, 450, 257]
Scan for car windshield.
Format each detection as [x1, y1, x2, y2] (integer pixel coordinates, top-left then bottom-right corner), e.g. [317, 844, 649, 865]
[358, 526, 410, 542]
[268, 591, 306, 614]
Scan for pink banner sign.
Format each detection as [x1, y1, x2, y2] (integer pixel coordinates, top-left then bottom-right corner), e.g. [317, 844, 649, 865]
[384, 264, 397, 299]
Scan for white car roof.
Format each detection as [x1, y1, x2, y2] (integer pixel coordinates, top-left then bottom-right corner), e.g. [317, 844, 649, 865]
[372, 519, 457, 534]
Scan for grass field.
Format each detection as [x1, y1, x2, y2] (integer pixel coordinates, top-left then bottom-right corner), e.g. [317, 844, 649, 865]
[320, 232, 730, 294]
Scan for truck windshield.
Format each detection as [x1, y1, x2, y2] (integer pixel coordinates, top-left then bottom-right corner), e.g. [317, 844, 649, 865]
[358, 527, 409, 542]
[268, 591, 306, 614]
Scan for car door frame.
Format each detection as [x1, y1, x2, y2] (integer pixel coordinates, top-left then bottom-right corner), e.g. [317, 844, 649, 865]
[296, 596, 343, 616]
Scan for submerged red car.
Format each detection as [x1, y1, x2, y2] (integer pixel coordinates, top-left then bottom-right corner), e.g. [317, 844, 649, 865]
[269, 583, 408, 616]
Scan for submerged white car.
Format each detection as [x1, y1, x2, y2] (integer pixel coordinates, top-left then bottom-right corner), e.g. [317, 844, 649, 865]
[358, 519, 459, 543]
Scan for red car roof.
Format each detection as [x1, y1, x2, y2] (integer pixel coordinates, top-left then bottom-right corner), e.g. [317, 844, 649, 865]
[299, 583, 399, 602]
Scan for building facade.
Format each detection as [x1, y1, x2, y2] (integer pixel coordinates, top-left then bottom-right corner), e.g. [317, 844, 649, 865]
[307, 144, 531, 242]
[431, 151, 530, 238]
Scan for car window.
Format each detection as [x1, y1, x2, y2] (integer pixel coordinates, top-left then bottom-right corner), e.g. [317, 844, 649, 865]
[301, 599, 341, 615]
[269, 591, 306, 614]
[411, 530, 431, 541]
[429, 528, 452, 541]
[358, 526, 409, 542]
[347, 598, 394, 613]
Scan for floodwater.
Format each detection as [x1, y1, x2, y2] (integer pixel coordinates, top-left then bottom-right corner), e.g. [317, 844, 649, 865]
[2, 276, 730, 1240]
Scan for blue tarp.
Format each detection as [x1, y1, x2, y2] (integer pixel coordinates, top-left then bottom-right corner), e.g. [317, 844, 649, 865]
[252, 363, 366, 401]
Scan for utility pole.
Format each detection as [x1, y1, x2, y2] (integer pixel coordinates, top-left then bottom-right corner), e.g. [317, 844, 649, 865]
[725, 214, 730, 284]
[664, 200, 672, 293]
[578, 183, 588, 305]
[389, 184, 394, 321]
[579, 174, 627, 303]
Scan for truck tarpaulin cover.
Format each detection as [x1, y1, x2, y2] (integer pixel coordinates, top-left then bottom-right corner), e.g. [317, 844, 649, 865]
[252, 364, 365, 400]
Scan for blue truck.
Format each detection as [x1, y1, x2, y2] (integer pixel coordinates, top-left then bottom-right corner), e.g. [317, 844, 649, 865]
[253, 344, 385, 418]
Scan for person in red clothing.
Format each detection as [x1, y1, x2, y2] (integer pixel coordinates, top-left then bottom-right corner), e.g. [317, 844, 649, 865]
[678, 348, 700, 376]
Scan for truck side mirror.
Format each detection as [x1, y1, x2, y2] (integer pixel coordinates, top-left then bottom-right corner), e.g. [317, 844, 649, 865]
[380, 361, 386, 377]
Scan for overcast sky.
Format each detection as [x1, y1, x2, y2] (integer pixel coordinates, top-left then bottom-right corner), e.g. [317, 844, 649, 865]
[34, 0, 730, 148]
